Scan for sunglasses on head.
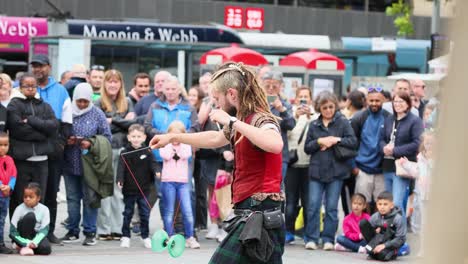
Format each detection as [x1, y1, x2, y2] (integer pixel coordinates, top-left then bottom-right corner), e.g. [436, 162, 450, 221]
[90, 65, 105, 71]
[368, 87, 383, 92]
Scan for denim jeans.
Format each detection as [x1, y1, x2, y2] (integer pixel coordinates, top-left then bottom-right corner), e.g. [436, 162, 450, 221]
[305, 179, 343, 244]
[384, 171, 409, 217]
[160, 181, 194, 238]
[285, 167, 309, 234]
[0, 197, 9, 244]
[122, 194, 150, 239]
[64, 174, 98, 235]
[281, 162, 288, 190]
[336, 235, 366, 252]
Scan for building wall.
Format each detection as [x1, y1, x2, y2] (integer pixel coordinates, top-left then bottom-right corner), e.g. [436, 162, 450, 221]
[1, 0, 450, 39]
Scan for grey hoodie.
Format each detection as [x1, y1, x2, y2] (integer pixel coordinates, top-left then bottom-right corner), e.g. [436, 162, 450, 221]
[369, 207, 407, 250]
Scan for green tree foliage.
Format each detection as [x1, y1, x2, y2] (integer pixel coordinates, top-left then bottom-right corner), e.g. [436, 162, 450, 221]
[386, 0, 414, 37]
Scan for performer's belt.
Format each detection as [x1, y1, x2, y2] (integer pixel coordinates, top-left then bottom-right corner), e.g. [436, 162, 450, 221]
[222, 197, 283, 233]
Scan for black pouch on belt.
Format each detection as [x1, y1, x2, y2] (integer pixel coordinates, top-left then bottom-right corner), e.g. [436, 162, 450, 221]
[222, 212, 242, 233]
[262, 208, 283, 229]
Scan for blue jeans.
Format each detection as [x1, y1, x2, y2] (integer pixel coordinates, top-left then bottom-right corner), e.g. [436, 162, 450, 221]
[384, 171, 409, 217]
[160, 181, 194, 238]
[336, 235, 366, 252]
[122, 194, 150, 239]
[64, 174, 98, 235]
[281, 162, 288, 190]
[0, 197, 9, 244]
[305, 179, 343, 244]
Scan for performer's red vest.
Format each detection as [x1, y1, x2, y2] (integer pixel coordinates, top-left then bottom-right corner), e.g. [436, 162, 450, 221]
[231, 114, 282, 204]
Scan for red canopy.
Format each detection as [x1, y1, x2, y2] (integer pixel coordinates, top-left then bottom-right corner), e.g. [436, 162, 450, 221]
[200, 44, 268, 66]
[280, 49, 345, 71]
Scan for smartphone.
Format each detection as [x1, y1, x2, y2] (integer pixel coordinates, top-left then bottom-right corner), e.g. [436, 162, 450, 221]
[267, 95, 278, 104]
[299, 99, 307, 105]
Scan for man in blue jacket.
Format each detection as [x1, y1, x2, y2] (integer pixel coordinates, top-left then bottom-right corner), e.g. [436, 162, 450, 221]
[351, 88, 389, 211]
[31, 54, 73, 245]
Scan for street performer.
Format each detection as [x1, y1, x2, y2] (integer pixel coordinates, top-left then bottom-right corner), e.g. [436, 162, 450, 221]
[150, 62, 285, 263]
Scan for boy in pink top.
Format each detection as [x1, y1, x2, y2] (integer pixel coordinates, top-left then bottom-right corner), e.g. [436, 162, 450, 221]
[159, 121, 200, 249]
[335, 193, 370, 253]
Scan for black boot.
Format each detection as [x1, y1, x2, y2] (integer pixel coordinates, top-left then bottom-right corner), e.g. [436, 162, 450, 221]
[0, 244, 13, 254]
[48, 233, 64, 245]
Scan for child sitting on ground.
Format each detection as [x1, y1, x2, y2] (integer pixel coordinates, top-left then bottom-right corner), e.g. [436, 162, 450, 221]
[159, 121, 200, 249]
[334, 193, 370, 253]
[117, 124, 158, 248]
[359, 191, 406, 261]
[0, 132, 16, 254]
[10, 183, 51, 256]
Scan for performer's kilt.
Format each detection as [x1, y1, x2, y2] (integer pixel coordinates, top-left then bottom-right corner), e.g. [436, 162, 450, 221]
[209, 208, 285, 263]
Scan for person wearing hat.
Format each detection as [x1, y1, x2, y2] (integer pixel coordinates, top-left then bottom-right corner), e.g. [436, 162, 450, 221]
[64, 64, 88, 98]
[30, 54, 73, 245]
[261, 70, 296, 181]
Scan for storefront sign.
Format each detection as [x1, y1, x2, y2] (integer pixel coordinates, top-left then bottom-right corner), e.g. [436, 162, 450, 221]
[68, 20, 243, 44]
[0, 16, 48, 53]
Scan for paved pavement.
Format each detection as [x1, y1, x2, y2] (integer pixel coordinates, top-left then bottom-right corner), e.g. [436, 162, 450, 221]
[2, 181, 417, 263]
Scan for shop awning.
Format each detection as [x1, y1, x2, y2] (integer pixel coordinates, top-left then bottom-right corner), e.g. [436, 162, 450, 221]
[280, 49, 346, 71]
[199, 43, 268, 66]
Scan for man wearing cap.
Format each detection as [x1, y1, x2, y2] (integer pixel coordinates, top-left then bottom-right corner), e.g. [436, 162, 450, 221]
[262, 70, 295, 181]
[30, 54, 73, 245]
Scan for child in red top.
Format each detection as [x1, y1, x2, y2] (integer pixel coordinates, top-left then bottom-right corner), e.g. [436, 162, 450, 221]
[0, 132, 16, 254]
[335, 193, 370, 253]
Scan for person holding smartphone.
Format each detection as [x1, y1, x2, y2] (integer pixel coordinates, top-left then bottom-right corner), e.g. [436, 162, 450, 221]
[285, 86, 316, 244]
[261, 71, 296, 182]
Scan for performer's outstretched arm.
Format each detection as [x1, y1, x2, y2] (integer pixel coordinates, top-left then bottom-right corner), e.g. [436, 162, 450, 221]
[150, 130, 229, 150]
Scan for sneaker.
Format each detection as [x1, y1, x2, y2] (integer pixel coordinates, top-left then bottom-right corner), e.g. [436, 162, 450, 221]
[205, 224, 219, 239]
[143, 238, 151, 249]
[334, 243, 348, 251]
[305, 241, 318, 250]
[185, 237, 200, 249]
[83, 234, 97, 246]
[323, 242, 334, 251]
[48, 233, 64, 245]
[120, 237, 130, 248]
[61, 232, 80, 243]
[0, 244, 13, 254]
[61, 217, 69, 226]
[97, 234, 113, 241]
[216, 229, 228, 243]
[285, 232, 295, 244]
[19, 247, 34, 256]
[111, 233, 123, 240]
[358, 246, 367, 254]
[132, 224, 141, 235]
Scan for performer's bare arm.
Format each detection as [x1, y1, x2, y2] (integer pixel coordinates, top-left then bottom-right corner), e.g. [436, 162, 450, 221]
[230, 119, 283, 154]
[150, 130, 229, 150]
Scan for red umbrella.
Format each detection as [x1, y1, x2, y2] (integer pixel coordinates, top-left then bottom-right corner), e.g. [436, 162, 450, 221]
[200, 44, 268, 66]
[280, 49, 345, 70]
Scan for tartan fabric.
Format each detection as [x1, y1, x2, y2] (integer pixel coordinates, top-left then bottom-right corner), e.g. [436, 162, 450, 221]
[209, 222, 285, 264]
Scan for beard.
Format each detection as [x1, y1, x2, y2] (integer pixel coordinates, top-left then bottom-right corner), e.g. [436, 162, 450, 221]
[223, 100, 237, 116]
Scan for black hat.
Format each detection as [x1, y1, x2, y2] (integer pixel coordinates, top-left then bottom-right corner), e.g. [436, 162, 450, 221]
[30, 54, 50, 65]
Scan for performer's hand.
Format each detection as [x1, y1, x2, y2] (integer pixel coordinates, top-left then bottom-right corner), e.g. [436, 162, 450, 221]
[117, 182, 123, 189]
[150, 134, 172, 149]
[209, 109, 231, 126]
[373, 244, 385, 253]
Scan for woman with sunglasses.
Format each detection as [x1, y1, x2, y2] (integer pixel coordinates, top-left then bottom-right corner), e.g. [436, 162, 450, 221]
[303, 90, 357, 251]
[380, 91, 423, 218]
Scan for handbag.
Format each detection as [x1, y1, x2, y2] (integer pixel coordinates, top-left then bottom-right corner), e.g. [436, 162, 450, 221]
[288, 124, 308, 166]
[333, 144, 357, 160]
[395, 158, 419, 179]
